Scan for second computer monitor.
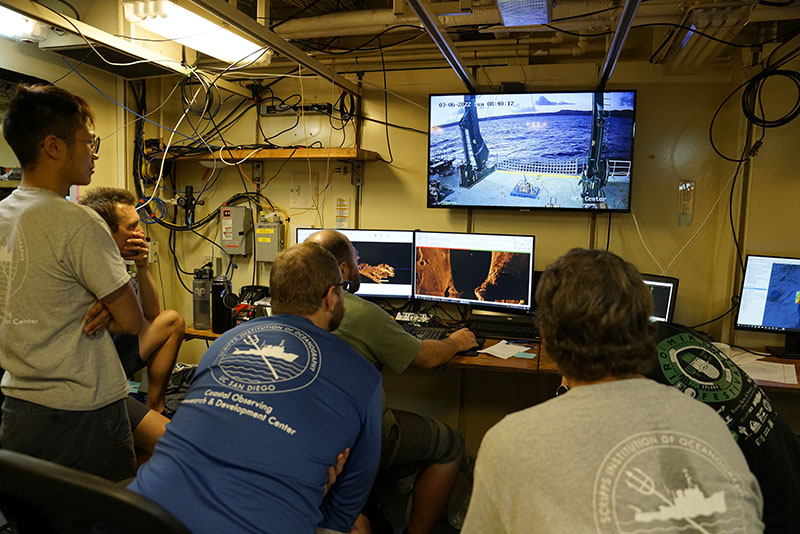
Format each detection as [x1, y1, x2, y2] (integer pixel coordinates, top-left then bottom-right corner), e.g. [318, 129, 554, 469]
[414, 231, 535, 313]
[296, 228, 415, 299]
[641, 273, 679, 322]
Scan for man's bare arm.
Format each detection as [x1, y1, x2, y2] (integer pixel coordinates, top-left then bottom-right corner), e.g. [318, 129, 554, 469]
[123, 232, 160, 320]
[100, 281, 144, 335]
[410, 328, 477, 369]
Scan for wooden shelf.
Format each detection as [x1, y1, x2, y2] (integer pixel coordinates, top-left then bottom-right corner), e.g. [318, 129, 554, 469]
[172, 147, 379, 162]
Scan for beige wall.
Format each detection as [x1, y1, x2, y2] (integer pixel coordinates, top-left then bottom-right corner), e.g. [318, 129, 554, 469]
[0, 38, 125, 192]
[1, 36, 798, 445]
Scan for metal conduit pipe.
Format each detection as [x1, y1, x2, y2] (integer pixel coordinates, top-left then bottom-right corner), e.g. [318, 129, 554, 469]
[273, 1, 800, 41]
[268, 41, 588, 67]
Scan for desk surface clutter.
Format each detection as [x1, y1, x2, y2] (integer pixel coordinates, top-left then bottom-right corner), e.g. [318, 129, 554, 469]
[184, 325, 800, 391]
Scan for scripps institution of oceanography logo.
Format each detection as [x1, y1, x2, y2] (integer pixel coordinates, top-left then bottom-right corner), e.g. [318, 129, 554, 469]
[656, 333, 743, 403]
[0, 230, 27, 326]
[593, 431, 752, 534]
[210, 322, 320, 394]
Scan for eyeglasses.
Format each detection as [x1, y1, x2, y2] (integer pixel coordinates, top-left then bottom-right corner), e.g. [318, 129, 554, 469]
[54, 134, 101, 155]
[324, 280, 351, 298]
[333, 280, 352, 293]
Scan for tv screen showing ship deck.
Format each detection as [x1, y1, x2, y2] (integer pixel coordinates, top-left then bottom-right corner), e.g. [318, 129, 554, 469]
[427, 91, 635, 212]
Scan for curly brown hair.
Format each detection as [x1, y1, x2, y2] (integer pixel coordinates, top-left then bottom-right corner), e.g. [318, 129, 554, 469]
[535, 248, 656, 381]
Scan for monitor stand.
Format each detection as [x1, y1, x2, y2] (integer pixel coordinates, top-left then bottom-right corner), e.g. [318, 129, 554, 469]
[766, 332, 800, 359]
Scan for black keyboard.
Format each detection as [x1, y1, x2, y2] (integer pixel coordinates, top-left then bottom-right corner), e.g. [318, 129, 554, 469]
[465, 317, 540, 340]
[401, 323, 448, 340]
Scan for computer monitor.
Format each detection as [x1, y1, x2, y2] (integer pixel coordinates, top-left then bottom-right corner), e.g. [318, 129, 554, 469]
[641, 273, 679, 322]
[735, 254, 800, 358]
[295, 228, 415, 299]
[414, 231, 535, 313]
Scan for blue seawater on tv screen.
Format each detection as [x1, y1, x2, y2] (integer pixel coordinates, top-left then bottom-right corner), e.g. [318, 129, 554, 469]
[427, 91, 635, 212]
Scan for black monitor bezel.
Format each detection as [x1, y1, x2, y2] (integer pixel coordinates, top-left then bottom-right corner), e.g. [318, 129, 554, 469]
[426, 89, 637, 213]
[640, 273, 680, 323]
[294, 227, 416, 300]
[413, 230, 536, 314]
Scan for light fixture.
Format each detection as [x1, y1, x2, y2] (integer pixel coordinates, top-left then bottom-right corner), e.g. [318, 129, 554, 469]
[0, 5, 47, 43]
[122, 0, 271, 66]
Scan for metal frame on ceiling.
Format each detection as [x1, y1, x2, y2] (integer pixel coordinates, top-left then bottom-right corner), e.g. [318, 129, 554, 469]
[187, 0, 359, 94]
[405, 0, 477, 92]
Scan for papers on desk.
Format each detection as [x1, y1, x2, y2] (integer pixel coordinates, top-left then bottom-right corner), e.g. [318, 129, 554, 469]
[478, 340, 536, 360]
[717, 343, 799, 385]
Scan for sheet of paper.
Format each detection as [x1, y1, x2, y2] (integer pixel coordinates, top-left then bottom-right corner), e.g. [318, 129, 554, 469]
[739, 361, 799, 385]
[478, 341, 529, 360]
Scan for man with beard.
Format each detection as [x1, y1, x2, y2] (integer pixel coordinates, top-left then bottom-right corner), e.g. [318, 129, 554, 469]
[309, 229, 476, 534]
[128, 242, 382, 534]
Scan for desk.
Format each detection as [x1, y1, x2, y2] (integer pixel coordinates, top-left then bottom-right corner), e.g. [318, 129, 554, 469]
[185, 325, 800, 392]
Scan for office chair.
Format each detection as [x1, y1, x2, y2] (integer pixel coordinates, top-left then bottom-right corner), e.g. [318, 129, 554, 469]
[0, 449, 189, 534]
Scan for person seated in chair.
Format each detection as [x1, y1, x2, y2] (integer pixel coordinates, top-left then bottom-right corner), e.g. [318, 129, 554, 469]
[128, 242, 382, 534]
[462, 249, 764, 533]
[81, 187, 184, 415]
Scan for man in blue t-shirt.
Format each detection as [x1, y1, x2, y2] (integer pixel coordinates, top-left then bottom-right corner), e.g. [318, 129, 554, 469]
[128, 242, 382, 533]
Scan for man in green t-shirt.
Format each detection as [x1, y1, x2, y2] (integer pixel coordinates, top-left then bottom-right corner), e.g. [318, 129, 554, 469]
[310, 229, 476, 534]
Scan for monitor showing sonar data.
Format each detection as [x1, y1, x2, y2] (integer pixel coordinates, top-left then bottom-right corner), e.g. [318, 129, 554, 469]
[427, 91, 636, 212]
[296, 228, 415, 299]
[414, 231, 535, 312]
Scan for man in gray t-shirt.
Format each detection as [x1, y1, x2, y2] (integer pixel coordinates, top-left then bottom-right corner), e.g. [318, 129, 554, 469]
[463, 249, 764, 533]
[0, 84, 144, 482]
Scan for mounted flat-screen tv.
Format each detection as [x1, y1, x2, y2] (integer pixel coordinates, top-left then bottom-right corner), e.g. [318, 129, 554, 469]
[427, 90, 636, 212]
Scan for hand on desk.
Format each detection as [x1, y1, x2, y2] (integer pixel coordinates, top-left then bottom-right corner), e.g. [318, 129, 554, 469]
[449, 327, 478, 352]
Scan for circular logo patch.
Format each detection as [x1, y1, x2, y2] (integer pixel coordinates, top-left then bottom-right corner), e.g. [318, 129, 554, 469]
[0, 230, 27, 325]
[593, 431, 751, 533]
[211, 322, 320, 394]
[656, 333, 743, 403]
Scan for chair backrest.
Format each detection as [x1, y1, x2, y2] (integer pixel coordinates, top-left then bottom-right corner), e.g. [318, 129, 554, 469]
[0, 449, 189, 534]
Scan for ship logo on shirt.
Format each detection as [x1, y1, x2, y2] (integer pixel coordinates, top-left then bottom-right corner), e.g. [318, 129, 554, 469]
[211, 322, 320, 394]
[627, 469, 726, 524]
[593, 431, 756, 534]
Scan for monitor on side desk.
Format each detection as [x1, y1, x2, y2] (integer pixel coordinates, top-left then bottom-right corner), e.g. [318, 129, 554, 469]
[735, 254, 800, 358]
[413, 231, 535, 313]
[641, 273, 679, 323]
[296, 228, 415, 299]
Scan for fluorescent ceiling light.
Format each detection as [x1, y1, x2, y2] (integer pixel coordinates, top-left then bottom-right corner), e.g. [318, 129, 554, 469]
[0, 4, 47, 43]
[123, 0, 271, 66]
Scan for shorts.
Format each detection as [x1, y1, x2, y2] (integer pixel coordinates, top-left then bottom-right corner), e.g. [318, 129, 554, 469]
[125, 396, 149, 429]
[113, 333, 145, 379]
[380, 409, 463, 479]
[0, 396, 136, 482]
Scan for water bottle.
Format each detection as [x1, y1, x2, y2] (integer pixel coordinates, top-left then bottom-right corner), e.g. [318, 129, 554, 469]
[192, 267, 212, 330]
[212, 274, 233, 334]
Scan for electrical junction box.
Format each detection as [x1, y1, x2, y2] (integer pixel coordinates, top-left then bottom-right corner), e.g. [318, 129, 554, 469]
[220, 205, 252, 255]
[255, 218, 285, 262]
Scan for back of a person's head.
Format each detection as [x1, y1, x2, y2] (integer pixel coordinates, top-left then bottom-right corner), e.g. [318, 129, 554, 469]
[270, 242, 340, 316]
[307, 229, 353, 264]
[536, 248, 655, 381]
[2, 84, 94, 169]
[80, 187, 137, 232]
